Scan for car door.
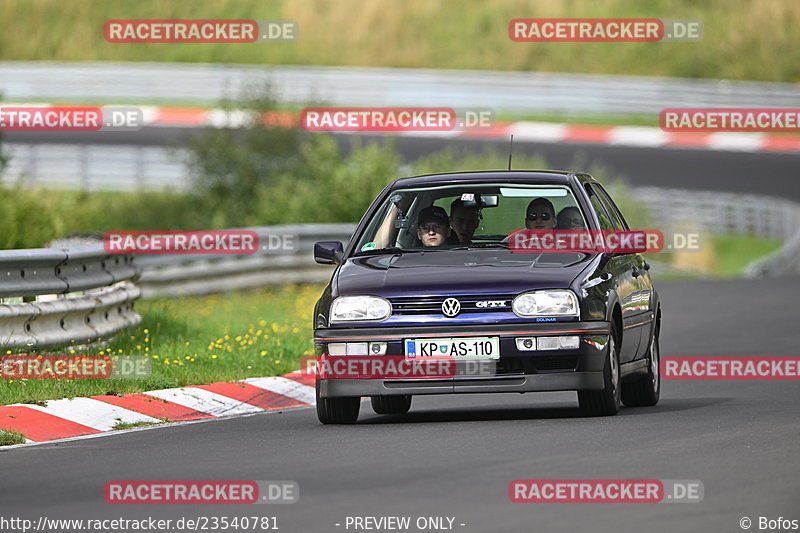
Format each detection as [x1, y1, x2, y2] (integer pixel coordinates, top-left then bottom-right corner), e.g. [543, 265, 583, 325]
[585, 183, 642, 364]
[594, 184, 654, 359]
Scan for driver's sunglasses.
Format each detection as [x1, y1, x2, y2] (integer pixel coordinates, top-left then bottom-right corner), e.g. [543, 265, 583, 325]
[420, 223, 447, 232]
[526, 212, 552, 221]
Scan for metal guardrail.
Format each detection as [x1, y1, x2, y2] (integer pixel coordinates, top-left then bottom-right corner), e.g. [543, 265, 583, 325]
[745, 231, 800, 278]
[2, 143, 188, 191]
[630, 187, 800, 241]
[134, 224, 353, 298]
[0, 244, 141, 348]
[630, 187, 800, 278]
[2, 62, 799, 113]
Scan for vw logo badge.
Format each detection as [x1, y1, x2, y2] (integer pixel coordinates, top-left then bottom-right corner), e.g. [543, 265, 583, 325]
[441, 297, 461, 318]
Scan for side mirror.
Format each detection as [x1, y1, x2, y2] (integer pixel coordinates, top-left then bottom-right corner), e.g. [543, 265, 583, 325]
[314, 241, 344, 265]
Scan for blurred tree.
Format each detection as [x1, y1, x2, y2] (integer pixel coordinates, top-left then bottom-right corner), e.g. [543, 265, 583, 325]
[0, 92, 8, 173]
[185, 85, 303, 227]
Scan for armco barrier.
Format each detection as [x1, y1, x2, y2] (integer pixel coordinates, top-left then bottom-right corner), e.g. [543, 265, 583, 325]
[2, 62, 798, 113]
[0, 244, 140, 348]
[630, 187, 800, 242]
[744, 231, 800, 278]
[630, 187, 800, 278]
[133, 224, 353, 298]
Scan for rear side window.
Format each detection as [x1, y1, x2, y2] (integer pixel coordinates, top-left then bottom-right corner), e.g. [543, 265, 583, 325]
[585, 184, 615, 230]
[594, 184, 630, 230]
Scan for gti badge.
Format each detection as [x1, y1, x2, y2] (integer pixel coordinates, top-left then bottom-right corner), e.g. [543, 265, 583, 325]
[441, 298, 461, 317]
[476, 300, 507, 308]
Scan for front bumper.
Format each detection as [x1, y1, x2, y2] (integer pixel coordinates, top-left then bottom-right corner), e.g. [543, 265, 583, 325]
[315, 321, 610, 398]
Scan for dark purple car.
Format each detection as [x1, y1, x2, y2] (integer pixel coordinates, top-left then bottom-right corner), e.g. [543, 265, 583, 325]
[312, 171, 661, 423]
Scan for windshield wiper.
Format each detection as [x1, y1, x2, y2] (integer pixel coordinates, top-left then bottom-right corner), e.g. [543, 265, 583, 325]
[353, 247, 407, 256]
[450, 242, 509, 250]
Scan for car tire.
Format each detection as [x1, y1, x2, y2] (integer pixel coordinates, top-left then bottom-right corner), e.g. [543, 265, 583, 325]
[371, 395, 412, 415]
[316, 381, 360, 424]
[578, 332, 621, 417]
[622, 322, 661, 407]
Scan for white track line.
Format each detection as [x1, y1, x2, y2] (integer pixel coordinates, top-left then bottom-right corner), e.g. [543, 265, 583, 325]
[707, 132, 765, 152]
[203, 109, 254, 128]
[16, 398, 160, 431]
[243, 377, 316, 405]
[144, 387, 263, 417]
[609, 126, 669, 147]
[507, 121, 568, 142]
[0, 406, 313, 451]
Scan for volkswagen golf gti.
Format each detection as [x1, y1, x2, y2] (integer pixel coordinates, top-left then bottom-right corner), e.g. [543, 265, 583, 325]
[312, 170, 661, 423]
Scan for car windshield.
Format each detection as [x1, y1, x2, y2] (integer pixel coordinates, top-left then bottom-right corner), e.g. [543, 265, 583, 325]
[354, 182, 587, 253]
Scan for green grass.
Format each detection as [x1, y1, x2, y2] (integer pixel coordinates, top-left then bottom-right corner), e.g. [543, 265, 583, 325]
[0, 428, 27, 446]
[650, 234, 783, 278]
[495, 112, 660, 128]
[710, 234, 784, 278]
[112, 420, 161, 430]
[0, 0, 797, 82]
[0, 284, 322, 406]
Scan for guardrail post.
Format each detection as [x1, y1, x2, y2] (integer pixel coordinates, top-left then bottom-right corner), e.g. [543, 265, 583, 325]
[26, 144, 37, 186]
[79, 145, 89, 191]
[136, 146, 145, 190]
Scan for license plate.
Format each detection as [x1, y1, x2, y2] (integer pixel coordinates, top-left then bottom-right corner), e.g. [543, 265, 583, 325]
[404, 337, 500, 360]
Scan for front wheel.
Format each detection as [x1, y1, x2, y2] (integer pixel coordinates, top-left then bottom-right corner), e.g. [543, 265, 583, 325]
[578, 333, 621, 416]
[371, 395, 412, 415]
[622, 324, 661, 407]
[316, 381, 360, 424]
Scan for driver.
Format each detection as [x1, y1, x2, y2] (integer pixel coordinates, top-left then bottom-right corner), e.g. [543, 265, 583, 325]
[525, 198, 557, 230]
[449, 199, 481, 244]
[416, 206, 452, 247]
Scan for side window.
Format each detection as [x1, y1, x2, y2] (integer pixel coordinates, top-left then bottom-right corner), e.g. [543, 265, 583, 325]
[585, 184, 615, 230]
[594, 184, 630, 230]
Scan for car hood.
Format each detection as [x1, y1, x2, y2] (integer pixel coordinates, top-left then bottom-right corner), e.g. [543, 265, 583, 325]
[334, 249, 591, 298]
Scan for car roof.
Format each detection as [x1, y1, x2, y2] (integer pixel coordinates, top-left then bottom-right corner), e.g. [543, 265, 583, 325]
[389, 170, 596, 189]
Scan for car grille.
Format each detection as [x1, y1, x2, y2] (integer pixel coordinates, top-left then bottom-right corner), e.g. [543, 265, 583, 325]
[389, 295, 514, 315]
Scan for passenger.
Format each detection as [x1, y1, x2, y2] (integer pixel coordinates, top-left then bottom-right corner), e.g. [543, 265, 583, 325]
[525, 198, 557, 230]
[449, 198, 481, 244]
[416, 206, 452, 247]
[556, 206, 585, 229]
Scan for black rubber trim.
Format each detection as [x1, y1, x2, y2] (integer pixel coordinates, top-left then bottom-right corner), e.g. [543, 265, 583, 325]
[316, 321, 610, 342]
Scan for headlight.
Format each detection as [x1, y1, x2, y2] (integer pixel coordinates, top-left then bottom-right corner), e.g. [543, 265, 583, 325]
[512, 290, 579, 318]
[330, 295, 392, 323]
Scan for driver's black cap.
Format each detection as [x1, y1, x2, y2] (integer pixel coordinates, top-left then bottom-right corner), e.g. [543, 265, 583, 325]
[417, 206, 449, 226]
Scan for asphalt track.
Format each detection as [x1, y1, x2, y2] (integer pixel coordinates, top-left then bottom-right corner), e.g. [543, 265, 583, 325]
[2, 278, 799, 533]
[2, 129, 799, 532]
[5, 127, 800, 199]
